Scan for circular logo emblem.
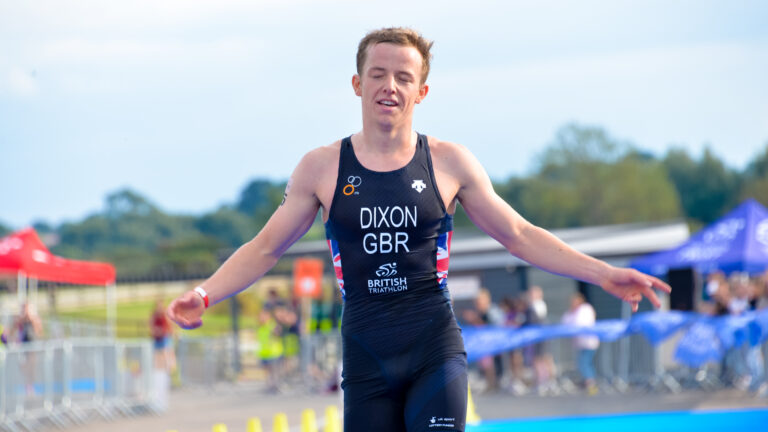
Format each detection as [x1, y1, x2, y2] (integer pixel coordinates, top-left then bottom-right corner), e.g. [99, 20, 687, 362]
[343, 176, 361, 196]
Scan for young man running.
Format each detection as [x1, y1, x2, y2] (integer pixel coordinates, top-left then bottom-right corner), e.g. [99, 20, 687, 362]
[167, 27, 671, 432]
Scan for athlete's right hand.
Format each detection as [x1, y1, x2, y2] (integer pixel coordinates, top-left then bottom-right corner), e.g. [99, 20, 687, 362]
[166, 291, 206, 330]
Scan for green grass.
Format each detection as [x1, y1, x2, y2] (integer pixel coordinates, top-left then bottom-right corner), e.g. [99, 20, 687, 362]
[53, 299, 258, 339]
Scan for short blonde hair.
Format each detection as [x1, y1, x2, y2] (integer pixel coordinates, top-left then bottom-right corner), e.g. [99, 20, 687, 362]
[356, 27, 434, 84]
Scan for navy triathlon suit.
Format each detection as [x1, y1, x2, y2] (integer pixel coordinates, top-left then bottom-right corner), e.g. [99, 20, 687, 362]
[325, 134, 467, 432]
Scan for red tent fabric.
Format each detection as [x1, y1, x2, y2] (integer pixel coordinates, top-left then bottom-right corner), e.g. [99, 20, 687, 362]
[0, 228, 115, 285]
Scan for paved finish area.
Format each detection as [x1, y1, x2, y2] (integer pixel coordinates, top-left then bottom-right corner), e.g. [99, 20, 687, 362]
[61, 386, 768, 432]
[467, 409, 768, 432]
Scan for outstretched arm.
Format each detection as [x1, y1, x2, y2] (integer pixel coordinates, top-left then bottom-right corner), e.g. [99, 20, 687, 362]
[450, 143, 670, 312]
[167, 151, 324, 329]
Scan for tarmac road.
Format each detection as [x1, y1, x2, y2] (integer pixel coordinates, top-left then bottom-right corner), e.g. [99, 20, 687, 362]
[58, 384, 768, 432]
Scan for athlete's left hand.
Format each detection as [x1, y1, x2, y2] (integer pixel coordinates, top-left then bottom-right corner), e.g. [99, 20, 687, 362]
[598, 267, 672, 312]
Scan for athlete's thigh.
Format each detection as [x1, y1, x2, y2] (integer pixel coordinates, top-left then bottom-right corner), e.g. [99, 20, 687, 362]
[404, 354, 468, 432]
[344, 388, 407, 432]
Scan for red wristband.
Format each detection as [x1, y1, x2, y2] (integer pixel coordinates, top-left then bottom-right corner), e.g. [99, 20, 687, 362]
[193, 286, 209, 309]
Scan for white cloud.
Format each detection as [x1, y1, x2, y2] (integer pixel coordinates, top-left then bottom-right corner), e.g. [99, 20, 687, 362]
[6, 67, 39, 97]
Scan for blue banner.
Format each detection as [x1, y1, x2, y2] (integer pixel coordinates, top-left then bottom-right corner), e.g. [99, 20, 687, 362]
[674, 319, 722, 367]
[627, 310, 695, 346]
[462, 309, 768, 366]
[462, 325, 577, 363]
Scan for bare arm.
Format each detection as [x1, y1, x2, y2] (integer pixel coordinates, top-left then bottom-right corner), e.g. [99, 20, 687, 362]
[167, 150, 325, 329]
[449, 143, 670, 312]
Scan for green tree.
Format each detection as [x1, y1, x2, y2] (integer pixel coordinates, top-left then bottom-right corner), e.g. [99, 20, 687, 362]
[740, 142, 768, 205]
[154, 236, 222, 277]
[662, 147, 741, 224]
[516, 124, 681, 227]
[196, 207, 257, 248]
[55, 189, 206, 277]
[0, 221, 11, 237]
[236, 179, 286, 225]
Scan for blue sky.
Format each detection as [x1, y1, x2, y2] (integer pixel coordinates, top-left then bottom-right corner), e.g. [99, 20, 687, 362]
[1, 0, 767, 229]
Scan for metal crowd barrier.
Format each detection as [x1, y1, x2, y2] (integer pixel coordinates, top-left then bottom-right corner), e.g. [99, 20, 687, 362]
[5, 327, 760, 431]
[0, 339, 156, 432]
[481, 333, 768, 396]
[176, 336, 237, 388]
[172, 332, 343, 392]
[174, 329, 765, 397]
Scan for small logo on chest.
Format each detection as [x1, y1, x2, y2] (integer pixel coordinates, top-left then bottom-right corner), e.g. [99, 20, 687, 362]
[411, 179, 427, 193]
[343, 175, 362, 196]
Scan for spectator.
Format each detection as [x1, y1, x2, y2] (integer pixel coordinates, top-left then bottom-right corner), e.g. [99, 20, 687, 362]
[13, 302, 42, 343]
[698, 271, 727, 315]
[710, 276, 731, 316]
[12, 302, 43, 395]
[462, 288, 505, 392]
[754, 271, 768, 310]
[257, 308, 284, 393]
[705, 271, 727, 299]
[727, 273, 763, 392]
[274, 301, 300, 375]
[561, 292, 599, 395]
[526, 286, 556, 394]
[499, 296, 527, 394]
[727, 272, 752, 315]
[150, 299, 176, 372]
[263, 288, 287, 312]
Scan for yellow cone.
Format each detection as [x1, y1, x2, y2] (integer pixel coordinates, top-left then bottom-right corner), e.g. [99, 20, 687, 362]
[301, 409, 318, 432]
[466, 386, 481, 424]
[273, 412, 290, 432]
[323, 405, 341, 432]
[247, 417, 263, 432]
[212, 424, 228, 432]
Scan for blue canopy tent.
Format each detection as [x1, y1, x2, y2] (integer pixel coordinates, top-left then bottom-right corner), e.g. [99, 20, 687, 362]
[630, 198, 768, 276]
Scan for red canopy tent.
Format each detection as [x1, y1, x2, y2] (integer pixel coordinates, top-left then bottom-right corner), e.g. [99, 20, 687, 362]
[0, 228, 117, 336]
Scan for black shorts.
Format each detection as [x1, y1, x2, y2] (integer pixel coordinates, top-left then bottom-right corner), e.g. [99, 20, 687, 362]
[341, 306, 467, 432]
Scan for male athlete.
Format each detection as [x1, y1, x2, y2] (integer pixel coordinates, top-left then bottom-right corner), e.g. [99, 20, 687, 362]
[167, 27, 671, 432]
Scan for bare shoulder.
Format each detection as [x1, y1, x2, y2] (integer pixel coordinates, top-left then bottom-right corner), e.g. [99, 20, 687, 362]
[291, 140, 340, 182]
[298, 140, 341, 172]
[288, 141, 341, 205]
[425, 135, 484, 182]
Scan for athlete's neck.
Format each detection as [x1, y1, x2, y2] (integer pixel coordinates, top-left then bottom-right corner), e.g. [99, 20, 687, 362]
[354, 127, 416, 155]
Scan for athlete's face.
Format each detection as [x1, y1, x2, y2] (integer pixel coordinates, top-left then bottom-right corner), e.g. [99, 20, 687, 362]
[352, 43, 429, 128]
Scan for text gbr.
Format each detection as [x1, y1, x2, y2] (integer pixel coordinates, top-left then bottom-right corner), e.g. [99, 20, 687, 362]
[360, 206, 417, 254]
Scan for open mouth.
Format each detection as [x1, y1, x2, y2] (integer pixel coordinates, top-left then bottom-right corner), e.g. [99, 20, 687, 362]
[377, 100, 398, 107]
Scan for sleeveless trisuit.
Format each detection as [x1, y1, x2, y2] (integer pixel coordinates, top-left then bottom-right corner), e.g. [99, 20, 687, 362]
[325, 134, 467, 432]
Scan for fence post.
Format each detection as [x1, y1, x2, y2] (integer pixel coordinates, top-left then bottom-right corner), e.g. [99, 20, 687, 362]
[0, 349, 6, 424]
[618, 303, 631, 387]
[44, 343, 54, 412]
[115, 342, 126, 411]
[142, 340, 154, 409]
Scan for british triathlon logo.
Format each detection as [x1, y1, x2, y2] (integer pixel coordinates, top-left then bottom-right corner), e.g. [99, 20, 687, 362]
[368, 262, 407, 295]
[375, 262, 397, 277]
[411, 179, 426, 193]
[343, 176, 362, 196]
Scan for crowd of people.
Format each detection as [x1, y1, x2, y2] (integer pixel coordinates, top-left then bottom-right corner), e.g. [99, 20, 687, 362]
[703, 270, 768, 394]
[461, 286, 598, 396]
[459, 271, 768, 397]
